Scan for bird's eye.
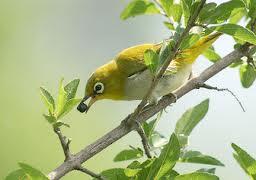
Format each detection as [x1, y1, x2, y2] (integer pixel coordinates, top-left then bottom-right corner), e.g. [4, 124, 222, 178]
[94, 82, 104, 94]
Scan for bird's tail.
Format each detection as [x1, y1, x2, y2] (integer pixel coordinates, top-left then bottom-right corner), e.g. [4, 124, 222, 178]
[181, 32, 222, 64]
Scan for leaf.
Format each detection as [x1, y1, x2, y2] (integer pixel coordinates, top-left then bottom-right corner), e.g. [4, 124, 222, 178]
[114, 147, 143, 162]
[198, 3, 217, 24]
[164, 21, 175, 30]
[159, 40, 174, 66]
[239, 63, 256, 88]
[214, 24, 256, 45]
[232, 143, 256, 177]
[181, 0, 190, 25]
[147, 133, 180, 179]
[135, 159, 156, 179]
[56, 78, 68, 117]
[248, 0, 256, 18]
[180, 34, 201, 50]
[5, 169, 28, 180]
[170, 4, 182, 22]
[150, 131, 168, 148]
[120, 0, 159, 20]
[100, 168, 129, 180]
[197, 168, 216, 174]
[175, 172, 219, 180]
[40, 87, 55, 114]
[159, 0, 173, 16]
[203, 47, 221, 63]
[57, 98, 81, 119]
[18, 163, 48, 180]
[175, 99, 209, 136]
[64, 79, 80, 100]
[43, 114, 56, 124]
[229, 8, 246, 24]
[144, 49, 159, 74]
[143, 111, 162, 138]
[203, 0, 244, 24]
[180, 150, 224, 166]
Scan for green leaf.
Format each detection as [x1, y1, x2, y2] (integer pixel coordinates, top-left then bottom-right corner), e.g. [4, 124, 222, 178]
[100, 168, 128, 180]
[163, 21, 175, 30]
[144, 49, 159, 74]
[175, 172, 219, 180]
[18, 163, 48, 180]
[198, 3, 217, 24]
[5, 169, 28, 180]
[214, 24, 256, 45]
[57, 98, 81, 119]
[147, 133, 180, 179]
[159, 40, 174, 66]
[180, 150, 224, 166]
[229, 8, 246, 24]
[64, 79, 80, 100]
[248, 0, 256, 18]
[170, 4, 182, 22]
[120, 0, 159, 20]
[114, 147, 143, 162]
[232, 143, 256, 177]
[135, 159, 156, 179]
[56, 78, 68, 117]
[181, 0, 190, 25]
[159, 0, 173, 16]
[143, 111, 162, 138]
[180, 34, 201, 50]
[43, 114, 56, 124]
[239, 63, 256, 88]
[40, 87, 55, 114]
[175, 99, 209, 136]
[203, 0, 244, 24]
[150, 131, 168, 148]
[203, 47, 221, 63]
[197, 168, 216, 174]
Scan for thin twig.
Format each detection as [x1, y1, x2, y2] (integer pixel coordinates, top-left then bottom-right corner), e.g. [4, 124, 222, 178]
[134, 121, 152, 158]
[75, 166, 105, 180]
[196, 83, 246, 112]
[53, 127, 72, 161]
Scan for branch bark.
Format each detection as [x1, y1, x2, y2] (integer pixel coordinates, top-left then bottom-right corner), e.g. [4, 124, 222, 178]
[48, 43, 252, 180]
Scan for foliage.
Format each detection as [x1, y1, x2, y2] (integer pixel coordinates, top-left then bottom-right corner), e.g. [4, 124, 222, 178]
[40, 78, 81, 128]
[6, 163, 48, 180]
[6, 0, 256, 179]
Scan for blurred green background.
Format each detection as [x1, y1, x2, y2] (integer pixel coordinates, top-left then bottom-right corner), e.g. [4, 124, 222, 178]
[0, 0, 255, 179]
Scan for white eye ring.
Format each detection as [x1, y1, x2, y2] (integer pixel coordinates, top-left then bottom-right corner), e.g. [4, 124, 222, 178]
[94, 82, 104, 94]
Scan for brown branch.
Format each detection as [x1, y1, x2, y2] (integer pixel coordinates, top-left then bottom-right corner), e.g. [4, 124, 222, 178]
[53, 127, 72, 161]
[75, 166, 105, 180]
[48, 43, 253, 180]
[53, 127, 103, 179]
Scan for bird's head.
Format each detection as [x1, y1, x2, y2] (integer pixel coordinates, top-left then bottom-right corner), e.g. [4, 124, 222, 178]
[77, 61, 125, 113]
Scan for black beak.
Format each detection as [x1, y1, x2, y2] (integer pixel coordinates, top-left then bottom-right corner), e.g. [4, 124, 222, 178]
[77, 95, 90, 113]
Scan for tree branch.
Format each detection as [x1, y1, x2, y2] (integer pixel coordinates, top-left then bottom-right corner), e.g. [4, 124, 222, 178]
[48, 43, 253, 180]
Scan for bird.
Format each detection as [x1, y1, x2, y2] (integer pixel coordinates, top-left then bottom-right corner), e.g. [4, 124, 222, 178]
[77, 32, 222, 113]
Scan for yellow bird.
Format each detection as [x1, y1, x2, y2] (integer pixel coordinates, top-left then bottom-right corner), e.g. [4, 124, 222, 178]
[77, 32, 221, 113]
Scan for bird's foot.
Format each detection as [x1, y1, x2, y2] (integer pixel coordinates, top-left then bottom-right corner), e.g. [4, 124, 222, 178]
[164, 92, 178, 103]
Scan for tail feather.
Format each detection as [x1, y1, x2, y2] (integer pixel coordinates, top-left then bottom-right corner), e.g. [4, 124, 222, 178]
[181, 32, 222, 63]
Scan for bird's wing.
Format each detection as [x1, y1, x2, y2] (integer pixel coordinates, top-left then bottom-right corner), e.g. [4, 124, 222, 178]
[115, 43, 161, 77]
